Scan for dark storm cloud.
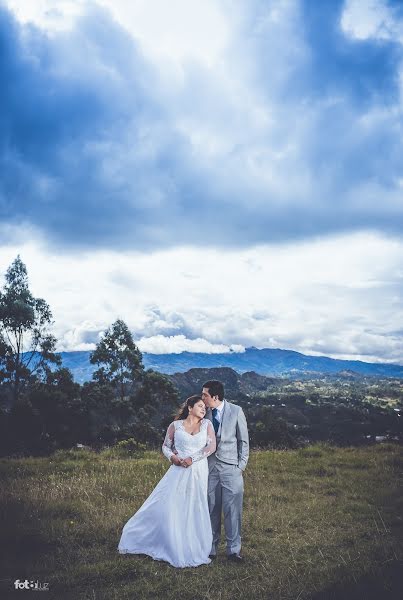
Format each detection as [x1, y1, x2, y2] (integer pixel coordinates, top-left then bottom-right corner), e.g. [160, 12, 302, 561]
[1, 1, 403, 251]
[0, 4, 170, 248]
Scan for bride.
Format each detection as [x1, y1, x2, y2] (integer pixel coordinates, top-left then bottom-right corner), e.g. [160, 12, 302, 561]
[117, 395, 216, 568]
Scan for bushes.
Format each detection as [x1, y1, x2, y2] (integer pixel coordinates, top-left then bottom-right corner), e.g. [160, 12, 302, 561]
[100, 438, 147, 459]
[249, 408, 297, 449]
[52, 447, 95, 462]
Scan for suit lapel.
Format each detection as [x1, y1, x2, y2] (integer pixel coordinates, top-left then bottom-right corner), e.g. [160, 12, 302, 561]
[207, 401, 231, 444]
[220, 399, 231, 439]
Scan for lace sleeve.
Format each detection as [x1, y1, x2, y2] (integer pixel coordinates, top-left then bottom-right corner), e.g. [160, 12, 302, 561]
[162, 422, 175, 461]
[190, 420, 216, 463]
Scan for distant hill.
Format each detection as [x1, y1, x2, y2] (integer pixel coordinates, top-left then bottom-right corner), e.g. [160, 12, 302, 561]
[167, 367, 280, 402]
[57, 347, 403, 383]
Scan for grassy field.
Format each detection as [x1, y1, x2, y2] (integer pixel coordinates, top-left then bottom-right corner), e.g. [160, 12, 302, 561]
[1, 443, 402, 600]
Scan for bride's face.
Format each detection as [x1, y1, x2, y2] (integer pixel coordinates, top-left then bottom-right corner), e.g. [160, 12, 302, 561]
[189, 400, 206, 419]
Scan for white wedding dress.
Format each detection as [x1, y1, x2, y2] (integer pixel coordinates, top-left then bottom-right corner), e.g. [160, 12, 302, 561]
[117, 418, 216, 568]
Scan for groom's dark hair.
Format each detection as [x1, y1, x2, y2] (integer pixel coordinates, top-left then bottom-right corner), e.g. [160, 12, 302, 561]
[203, 380, 224, 401]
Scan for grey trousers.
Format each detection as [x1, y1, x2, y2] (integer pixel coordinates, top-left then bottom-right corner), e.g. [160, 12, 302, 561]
[207, 460, 244, 556]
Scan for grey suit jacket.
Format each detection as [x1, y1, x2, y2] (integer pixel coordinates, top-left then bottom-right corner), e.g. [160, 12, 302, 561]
[206, 400, 249, 471]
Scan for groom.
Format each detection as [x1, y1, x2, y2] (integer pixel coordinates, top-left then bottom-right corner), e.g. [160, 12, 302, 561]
[202, 380, 249, 562]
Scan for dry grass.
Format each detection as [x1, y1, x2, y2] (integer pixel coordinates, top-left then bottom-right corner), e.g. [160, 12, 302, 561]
[1, 443, 402, 599]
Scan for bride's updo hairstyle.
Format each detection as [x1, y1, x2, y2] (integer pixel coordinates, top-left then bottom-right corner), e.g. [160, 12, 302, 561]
[175, 395, 203, 421]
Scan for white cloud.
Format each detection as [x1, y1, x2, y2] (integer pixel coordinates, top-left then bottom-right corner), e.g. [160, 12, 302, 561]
[341, 0, 401, 42]
[1, 230, 402, 362]
[4, 0, 232, 67]
[3, 0, 86, 32]
[136, 335, 244, 354]
[96, 0, 231, 69]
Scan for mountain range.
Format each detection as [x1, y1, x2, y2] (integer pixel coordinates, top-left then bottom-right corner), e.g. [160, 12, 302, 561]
[58, 347, 403, 383]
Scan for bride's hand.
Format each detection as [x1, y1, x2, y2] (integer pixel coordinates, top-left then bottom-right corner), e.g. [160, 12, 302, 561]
[181, 457, 193, 468]
[171, 455, 182, 466]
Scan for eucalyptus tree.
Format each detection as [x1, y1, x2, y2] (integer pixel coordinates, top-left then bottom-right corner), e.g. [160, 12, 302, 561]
[90, 319, 144, 402]
[0, 256, 61, 403]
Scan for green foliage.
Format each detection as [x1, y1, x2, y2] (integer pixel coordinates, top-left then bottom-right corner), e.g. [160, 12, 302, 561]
[0, 367, 85, 457]
[79, 364, 180, 450]
[0, 258, 86, 457]
[0, 256, 61, 403]
[101, 438, 147, 458]
[133, 369, 179, 421]
[4, 397, 43, 457]
[87, 326, 180, 449]
[28, 368, 85, 451]
[250, 406, 297, 448]
[90, 319, 143, 401]
[52, 447, 95, 462]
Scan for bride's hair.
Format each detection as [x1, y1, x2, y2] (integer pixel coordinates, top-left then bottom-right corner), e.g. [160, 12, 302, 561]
[175, 395, 203, 420]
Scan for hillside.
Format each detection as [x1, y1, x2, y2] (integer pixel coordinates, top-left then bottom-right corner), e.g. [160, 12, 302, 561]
[58, 347, 403, 383]
[167, 367, 279, 401]
[166, 367, 402, 446]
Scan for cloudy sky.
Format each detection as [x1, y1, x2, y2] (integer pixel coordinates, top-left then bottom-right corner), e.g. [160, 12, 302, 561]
[1, 0, 403, 363]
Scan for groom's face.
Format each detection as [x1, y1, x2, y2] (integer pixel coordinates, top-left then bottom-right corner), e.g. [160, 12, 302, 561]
[202, 387, 216, 408]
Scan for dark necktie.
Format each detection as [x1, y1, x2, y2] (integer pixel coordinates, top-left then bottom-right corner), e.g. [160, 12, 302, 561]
[212, 408, 220, 435]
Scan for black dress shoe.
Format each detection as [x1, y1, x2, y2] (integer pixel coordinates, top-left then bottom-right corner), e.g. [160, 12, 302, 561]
[209, 554, 217, 560]
[227, 553, 244, 562]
